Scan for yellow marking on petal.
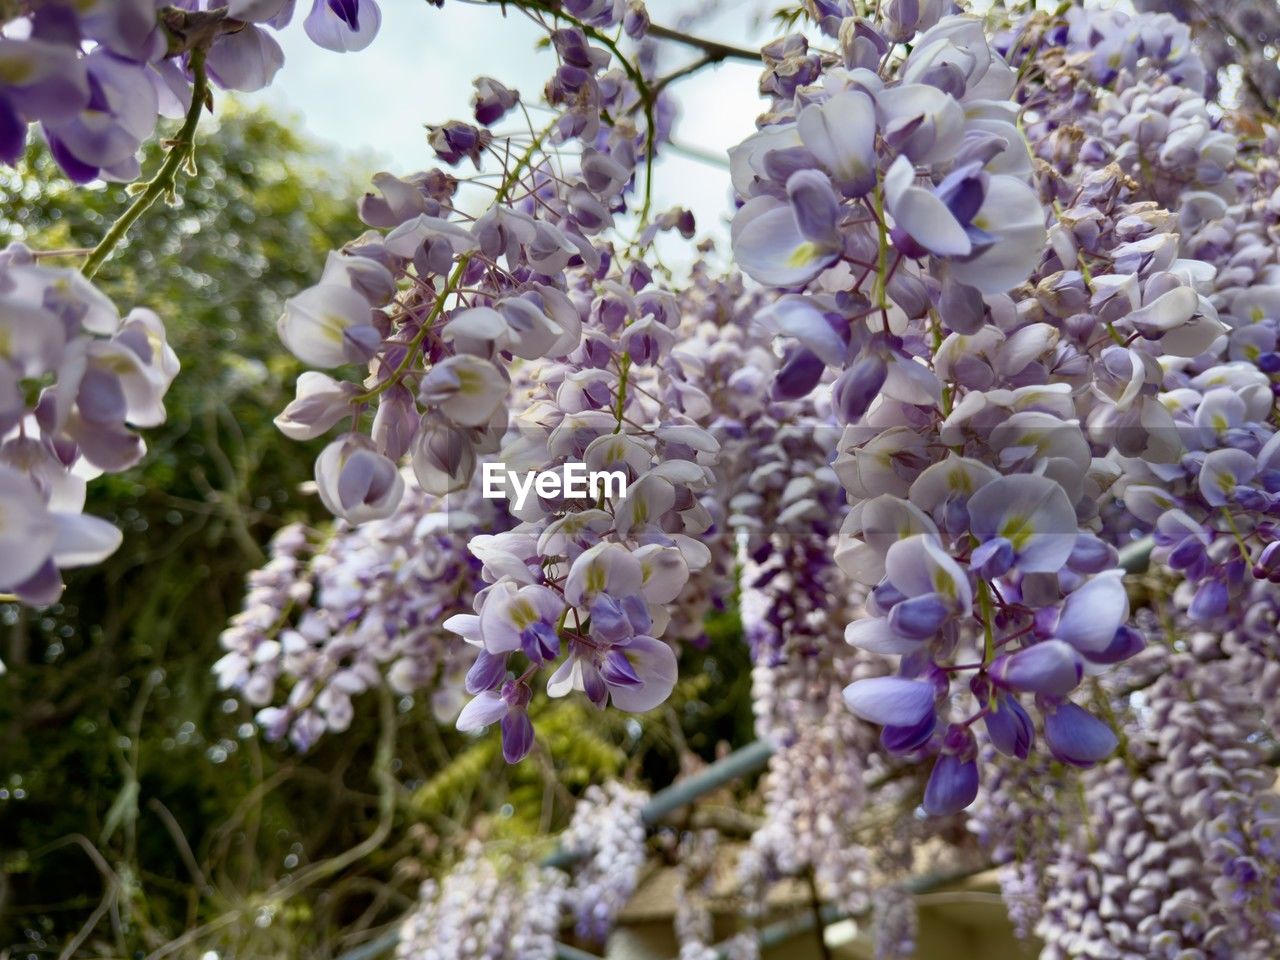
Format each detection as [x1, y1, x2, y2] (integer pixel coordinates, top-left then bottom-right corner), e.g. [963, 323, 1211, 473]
[319, 314, 346, 342]
[456, 367, 485, 394]
[586, 564, 607, 594]
[0, 61, 34, 85]
[102, 354, 138, 375]
[932, 567, 956, 601]
[786, 242, 820, 268]
[999, 514, 1035, 551]
[509, 598, 537, 629]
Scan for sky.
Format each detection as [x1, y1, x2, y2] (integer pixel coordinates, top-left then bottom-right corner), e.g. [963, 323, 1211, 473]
[240, 0, 778, 247]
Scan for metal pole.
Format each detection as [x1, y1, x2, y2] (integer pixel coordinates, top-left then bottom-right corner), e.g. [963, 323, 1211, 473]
[337, 741, 777, 959]
[541, 739, 775, 869]
[680, 866, 990, 960]
[641, 739, 774, 826]
[555, 944, 606, 960]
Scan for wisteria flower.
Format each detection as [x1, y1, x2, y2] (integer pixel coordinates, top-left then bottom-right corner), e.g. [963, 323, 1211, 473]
[277, 284, 380, 367]
[305, 0, 382, 52]
[797, 91, 877, 197]
[966, 474, 1077, 576]
[547, 635, 677, 713]
[478, 583, 565, 663]
[457, 679, 535, 763]
[1042, 701, 1118, 768]
[314, 434, 404, 522]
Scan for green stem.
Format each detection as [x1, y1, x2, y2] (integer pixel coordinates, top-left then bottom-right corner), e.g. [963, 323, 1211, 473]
[1220, 506, 1253, 560]
[490, 0, 659, 226]
[82, 48, 209, 280]
[612, 354, 631, 435]
[978, 579, 996, 667]
[358, 254, 471, 404]
[358, 121, 554, 404]
[873, 180, 889, 311]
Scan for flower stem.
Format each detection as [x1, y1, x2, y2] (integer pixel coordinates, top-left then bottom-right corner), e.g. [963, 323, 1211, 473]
[978, 578, 996, 666]
[357, 120, 555, 404]
[873, 181, 889, 312]
[612, 354, 631, 435]
[82, 48, 209, 280]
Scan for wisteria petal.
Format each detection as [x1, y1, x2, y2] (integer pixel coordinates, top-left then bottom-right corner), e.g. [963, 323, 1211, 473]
[991, 640, 1083, 697]
[984, 694, 1033, 759]
[842, 676, 936, 726]
[0, 465, 57, 587]
[922, 751, 979, 816]
[456, 690, 508, 732]
[786, 169, 841, 247]
[607, 635, 677, 713]
[731, 196, 837, 288]
[948, 174, 1046, 294]
[796, 90, 877, 195]
[277, 284, 375, 368]
[305, 0, 382, 52]
[884, 156, 971, 257]
[967, 474, 1076, 573]
[419, 355, 507, 427]
[564, 543, 644, 607]
[1044, 702, 1118, 768]
[50, 512, 122, 568]
[205, 25, 285, 93]
[1055, 571, 1128, 653]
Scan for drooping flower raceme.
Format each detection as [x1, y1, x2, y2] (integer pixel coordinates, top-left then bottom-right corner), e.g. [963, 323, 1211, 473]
[173, 0, 1280, 955]
[0, 243, 178, 609]
[217, 477, 493, 751]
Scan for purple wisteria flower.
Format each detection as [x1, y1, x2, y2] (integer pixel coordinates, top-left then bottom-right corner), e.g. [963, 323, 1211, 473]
[1, 0, 382, 178]
[456, 679, 535, 763]
[304, 0, 381, 52]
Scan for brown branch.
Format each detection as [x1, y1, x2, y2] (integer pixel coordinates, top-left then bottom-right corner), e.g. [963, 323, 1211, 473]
[647, 22, 759, 64]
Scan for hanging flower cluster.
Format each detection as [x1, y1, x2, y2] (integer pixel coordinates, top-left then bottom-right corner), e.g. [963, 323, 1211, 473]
[725, 6, 1142, 816]
[267, 6, 731, 763]
[0, 241, 178, 606]
[216, 476, 493, 751]
[0, 0, 386, 614]
[1132, 0, 1280, 110]
[0, 1, 381, 180]
[968, 639, 1280, 959]
[560, 780, 649, 943]
[395, 842, 567, 960]
[670, 828, 723, 960]
[710, 0, 1280, 827]
[16, 0, 1280, 953]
